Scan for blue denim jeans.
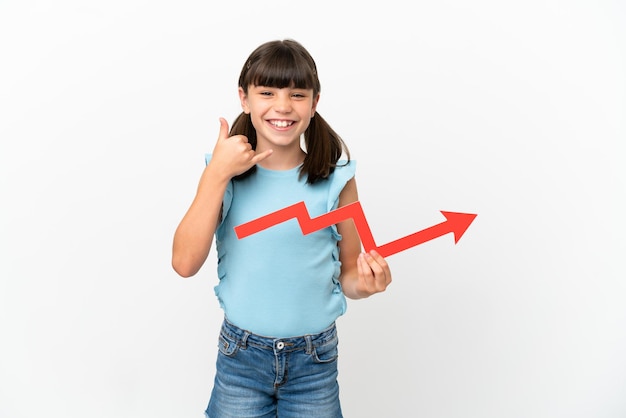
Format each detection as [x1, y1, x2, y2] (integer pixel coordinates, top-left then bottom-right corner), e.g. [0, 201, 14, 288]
[205, 318, 343, 418]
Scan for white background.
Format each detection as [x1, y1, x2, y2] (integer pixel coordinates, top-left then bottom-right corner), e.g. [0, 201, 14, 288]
[1, 1, 625, 417]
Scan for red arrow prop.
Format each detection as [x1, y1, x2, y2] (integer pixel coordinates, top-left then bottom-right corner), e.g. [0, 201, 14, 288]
[234, 201, 477, 258]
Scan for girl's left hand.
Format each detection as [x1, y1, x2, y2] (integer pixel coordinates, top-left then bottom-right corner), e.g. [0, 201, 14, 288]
[355, 250, 392, 297]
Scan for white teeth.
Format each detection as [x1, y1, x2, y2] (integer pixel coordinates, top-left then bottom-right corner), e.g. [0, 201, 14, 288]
[271, 120, 292, 128]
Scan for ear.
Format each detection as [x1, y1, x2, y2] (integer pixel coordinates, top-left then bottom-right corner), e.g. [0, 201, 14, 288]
[239, 87, 250, 114]
[311, 93, 320, 116]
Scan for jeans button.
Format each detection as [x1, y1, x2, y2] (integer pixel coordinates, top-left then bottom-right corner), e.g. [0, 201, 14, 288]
[276, 341, 285, 350]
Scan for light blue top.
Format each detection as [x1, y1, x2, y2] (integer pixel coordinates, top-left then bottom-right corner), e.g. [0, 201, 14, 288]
[207, 155, 356, 337]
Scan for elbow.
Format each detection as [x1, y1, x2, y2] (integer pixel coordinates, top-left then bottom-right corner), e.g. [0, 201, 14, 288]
[171, 257, 199, 278]
[171, 243, 209, 278]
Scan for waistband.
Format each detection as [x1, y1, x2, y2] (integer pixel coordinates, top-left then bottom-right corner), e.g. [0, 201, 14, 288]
[220, 317, 338, 353]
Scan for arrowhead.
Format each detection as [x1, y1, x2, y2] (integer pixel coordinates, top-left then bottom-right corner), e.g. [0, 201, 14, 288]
[440, 211, 478, 243]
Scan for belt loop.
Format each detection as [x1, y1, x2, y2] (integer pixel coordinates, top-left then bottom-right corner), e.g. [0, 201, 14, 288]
[305, 335, 313, 354]
[240, 331, 250, 349]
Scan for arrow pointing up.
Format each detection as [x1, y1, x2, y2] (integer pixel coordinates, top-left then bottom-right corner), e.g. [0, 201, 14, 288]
[374, 211, 477, 257]
[235, 201, 477, 258]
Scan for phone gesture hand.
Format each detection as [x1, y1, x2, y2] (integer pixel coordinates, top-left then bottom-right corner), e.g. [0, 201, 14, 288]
[211, 117, 273, 179]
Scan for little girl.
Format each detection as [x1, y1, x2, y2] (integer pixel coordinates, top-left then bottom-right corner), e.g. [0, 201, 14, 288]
[172, 39, 392, 418]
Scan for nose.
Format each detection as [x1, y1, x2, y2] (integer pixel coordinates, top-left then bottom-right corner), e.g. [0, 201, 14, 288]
[274, 92, 292, 113]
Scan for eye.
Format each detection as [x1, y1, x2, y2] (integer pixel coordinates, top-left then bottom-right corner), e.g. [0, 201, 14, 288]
[252, 86, 276, 96]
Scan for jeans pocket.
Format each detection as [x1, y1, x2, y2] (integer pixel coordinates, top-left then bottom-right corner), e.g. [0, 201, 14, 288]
[217, 332, 240, 357]
[311, 338, 339, 364]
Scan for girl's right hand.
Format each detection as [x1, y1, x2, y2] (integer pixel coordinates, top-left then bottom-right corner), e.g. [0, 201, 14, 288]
[209, 117, 273, 180]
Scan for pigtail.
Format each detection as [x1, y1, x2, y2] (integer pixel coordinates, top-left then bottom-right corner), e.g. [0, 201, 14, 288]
[302, 112, 350, 184]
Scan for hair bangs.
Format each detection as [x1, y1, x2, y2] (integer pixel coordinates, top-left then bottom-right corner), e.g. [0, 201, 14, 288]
[239, 40, 320, 93]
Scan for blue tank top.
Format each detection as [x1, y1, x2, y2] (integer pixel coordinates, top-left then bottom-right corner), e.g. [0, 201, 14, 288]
[207, 155, 356, 337]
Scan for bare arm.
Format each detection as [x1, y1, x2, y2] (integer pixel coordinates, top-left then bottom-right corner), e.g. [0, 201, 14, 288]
[171, 164, 229, 278]
[337, 178, 392, 299]
[171, 118, 272, 277]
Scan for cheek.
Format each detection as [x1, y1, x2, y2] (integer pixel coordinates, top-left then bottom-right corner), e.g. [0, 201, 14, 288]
[303, 104, 316, 119]
[300, 115, 313, 129]
[249, 115, 264, 130]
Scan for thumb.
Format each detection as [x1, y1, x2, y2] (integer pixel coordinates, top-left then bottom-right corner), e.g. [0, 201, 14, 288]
[217, 117, 230, 142]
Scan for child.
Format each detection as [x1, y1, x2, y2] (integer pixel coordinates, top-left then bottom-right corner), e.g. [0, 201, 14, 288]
[172, 39, 392, 418]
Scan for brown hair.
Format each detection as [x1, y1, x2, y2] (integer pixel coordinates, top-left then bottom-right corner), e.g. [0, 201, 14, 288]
[231, 39, 350, 184]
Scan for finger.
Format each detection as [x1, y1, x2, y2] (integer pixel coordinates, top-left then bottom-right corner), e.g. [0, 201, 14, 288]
[363, 251, 385, 279]
[251, 149, 273, 164]
[364, 251, 391, 290]
[368, 250, 387, 267]
[369, 250, 391, 279]
[357, 252, 365, 278]
[217, 117, 230, 142]
[358, 252, 374, 286]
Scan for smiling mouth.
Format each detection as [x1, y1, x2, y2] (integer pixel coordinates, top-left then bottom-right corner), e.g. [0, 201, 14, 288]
[269, 120, 295, 128]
